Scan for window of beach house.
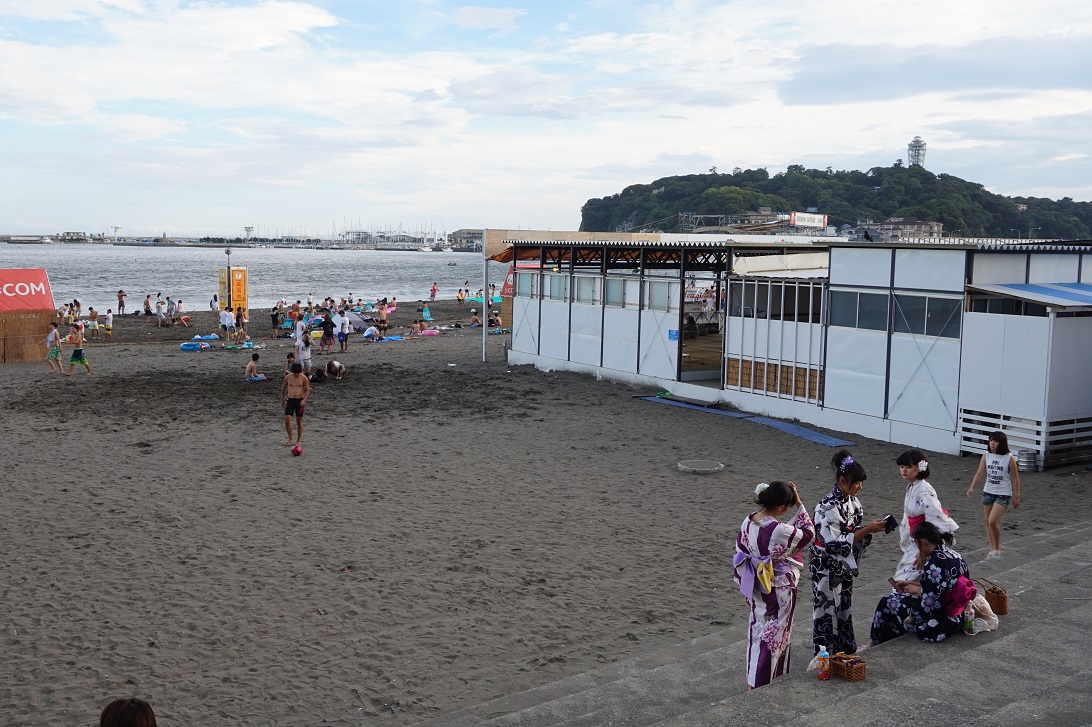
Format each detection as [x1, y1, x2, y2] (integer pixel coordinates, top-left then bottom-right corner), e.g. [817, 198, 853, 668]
[893, 294, 927, 335]
[925, 297, 961, 338]
[769, 282, 785, 320]
[792, 283, 810, 323]
[894, 294, 961, 338]
[830, 291, 857, 328]
[516, 272, 535, 298]
[604, 278, 625, 307]
[646, 280, 671, 311]
[831, 290, 887, 330]
[574, 276, 597, 304]
[857, 292, 888, 330]
[547, 274, 568, 301]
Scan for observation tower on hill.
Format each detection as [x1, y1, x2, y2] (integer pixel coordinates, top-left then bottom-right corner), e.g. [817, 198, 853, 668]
[908, 136, 927, 167]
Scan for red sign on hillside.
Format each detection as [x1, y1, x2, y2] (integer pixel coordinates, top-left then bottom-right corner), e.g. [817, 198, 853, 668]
[0, 268, 56, 312]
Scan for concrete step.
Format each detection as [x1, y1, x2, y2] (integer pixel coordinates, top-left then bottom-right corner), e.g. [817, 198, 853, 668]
[652, 537, 1092, 727]
[401, 521, 1092, 727]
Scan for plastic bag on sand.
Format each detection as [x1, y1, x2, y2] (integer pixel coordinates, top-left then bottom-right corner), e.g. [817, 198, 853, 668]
[968, 593, 999, 635]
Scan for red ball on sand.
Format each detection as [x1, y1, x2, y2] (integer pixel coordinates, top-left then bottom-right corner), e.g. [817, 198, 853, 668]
[291, 444, 303, 456]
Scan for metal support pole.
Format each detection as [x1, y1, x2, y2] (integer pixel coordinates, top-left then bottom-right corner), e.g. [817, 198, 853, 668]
[225, 248, 233, 312]
[482, 228, 489, 362]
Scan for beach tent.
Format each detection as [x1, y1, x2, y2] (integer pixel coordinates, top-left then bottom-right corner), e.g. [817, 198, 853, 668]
[0, 268, 57, 363]
[345, 311, 372, 329]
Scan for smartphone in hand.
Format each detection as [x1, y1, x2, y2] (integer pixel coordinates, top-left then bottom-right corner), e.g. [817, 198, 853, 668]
[883, 514, 898, 533]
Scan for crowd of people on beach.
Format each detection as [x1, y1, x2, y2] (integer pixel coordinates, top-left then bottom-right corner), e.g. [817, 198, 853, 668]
[734, 438, 1018, 689]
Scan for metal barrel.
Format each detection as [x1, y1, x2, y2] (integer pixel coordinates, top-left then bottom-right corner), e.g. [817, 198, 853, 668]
[1017, 449, 1038, 472]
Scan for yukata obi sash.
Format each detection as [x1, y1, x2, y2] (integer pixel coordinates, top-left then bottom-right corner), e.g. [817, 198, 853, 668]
[734, 552, 793, 600]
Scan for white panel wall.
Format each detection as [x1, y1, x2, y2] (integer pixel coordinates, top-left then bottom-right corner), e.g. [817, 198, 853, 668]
[971, 253, 1027, 284]
[602, 307, 639, 373]
[823, 328, 888, 417]
[1047, 317, 1092, 419]
[1083, 255, 1092, 282]
[959, 312, 1049, 419]
[569, 304, 602, 366]
[1029, 254, 1081, 283]
[829, 248, 892, 287]
[538, 300, 570, 360]
[725, 317, 822, 366]
[512, 297, 539, 354]
[796, 322, 823, 364]
[638, 308, 678, 379]
[725, 315, 745, 355]
[894, 249, 966, 292]
[624, 277, 642, 307]
[887, 337, 961, 430]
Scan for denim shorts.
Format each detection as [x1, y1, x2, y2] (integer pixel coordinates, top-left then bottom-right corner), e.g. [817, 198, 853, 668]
[982, 492, 1011, 508]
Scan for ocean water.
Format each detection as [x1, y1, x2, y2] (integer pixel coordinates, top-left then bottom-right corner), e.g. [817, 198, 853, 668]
[0, 244, 507, 311]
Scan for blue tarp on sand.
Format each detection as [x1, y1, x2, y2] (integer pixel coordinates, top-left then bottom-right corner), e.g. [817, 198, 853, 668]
[640, 397, 854, 447]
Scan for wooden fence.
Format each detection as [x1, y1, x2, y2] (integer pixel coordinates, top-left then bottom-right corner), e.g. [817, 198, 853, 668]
[0, 309, 55, 363]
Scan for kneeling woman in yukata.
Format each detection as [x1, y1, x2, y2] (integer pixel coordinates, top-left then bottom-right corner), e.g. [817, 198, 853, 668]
[810, 450, 890, 656]
[870, 521, 974, 644]
[733, 480, 814, 688]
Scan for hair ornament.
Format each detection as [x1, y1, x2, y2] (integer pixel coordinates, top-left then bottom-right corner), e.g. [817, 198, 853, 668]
[917, 459, 929, 471]
[839, 455, 854, 471]
[754, 482, 769, 496]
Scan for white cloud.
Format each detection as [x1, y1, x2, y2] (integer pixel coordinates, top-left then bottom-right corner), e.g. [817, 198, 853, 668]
[2, 0, 1092, 234]
[451, 6, 525, 33]
[0, 0, 145, 21]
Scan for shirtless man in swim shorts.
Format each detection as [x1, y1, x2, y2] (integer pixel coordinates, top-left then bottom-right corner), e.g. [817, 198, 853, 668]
[281, 362, 310, 446]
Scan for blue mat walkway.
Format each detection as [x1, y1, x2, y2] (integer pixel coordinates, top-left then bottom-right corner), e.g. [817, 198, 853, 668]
[640, 396, 854, 447]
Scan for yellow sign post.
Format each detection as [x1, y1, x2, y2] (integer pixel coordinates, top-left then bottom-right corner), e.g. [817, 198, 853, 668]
[230, 267, 248, 315]
[218, 269, 229, 310]
[219, 266, 248, 315]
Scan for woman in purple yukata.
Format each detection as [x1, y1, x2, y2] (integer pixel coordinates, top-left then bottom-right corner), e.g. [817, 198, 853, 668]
[734, 480, 814, 688]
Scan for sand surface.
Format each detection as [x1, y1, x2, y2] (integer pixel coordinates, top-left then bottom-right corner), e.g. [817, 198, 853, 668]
[3, 306, 1088, 725]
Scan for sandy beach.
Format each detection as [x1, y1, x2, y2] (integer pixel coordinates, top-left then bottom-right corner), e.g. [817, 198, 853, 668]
[2, 303, 1089, 725]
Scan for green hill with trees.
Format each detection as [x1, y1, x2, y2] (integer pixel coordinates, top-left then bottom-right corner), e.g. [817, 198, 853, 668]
[579, 164, 1092, 240]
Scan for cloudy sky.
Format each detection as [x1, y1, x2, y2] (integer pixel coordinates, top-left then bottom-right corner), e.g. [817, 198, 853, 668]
[2, 0, 1090, 237]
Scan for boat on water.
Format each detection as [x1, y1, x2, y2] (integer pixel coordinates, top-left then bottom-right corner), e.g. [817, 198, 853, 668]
[447, 262, 458, 266]
[419, 245, 433, 252]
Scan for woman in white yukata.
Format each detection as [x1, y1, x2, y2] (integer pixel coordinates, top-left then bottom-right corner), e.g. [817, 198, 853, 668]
[734, 480, 814, 689]
[892, 450, 959, 589]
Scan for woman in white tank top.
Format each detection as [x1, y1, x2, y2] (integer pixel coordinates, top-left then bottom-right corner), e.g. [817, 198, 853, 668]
[965, 430, 1021, 559]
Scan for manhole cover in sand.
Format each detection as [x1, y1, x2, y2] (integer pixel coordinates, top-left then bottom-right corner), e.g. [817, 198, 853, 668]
[677, 460, 725, 474]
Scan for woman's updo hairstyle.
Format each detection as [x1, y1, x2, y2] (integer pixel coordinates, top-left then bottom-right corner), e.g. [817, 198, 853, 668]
[831, 449, 867, 484]
[100, 697, 157, 727]
[753, 480, 795, 509]
[911, 520, 954, 547]
[896, 449, 930, 480]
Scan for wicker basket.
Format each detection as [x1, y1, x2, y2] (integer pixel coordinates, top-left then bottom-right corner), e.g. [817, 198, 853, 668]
[831, 652, 866, 682]
[977, 576, 1008, 615]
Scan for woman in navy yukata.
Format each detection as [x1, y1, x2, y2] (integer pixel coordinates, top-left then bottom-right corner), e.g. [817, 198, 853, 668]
[870, 521, 972, 644]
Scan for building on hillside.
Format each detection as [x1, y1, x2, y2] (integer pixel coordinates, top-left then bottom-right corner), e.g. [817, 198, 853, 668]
[866, 217, 944, 242]
[495, 231, 1092, 468]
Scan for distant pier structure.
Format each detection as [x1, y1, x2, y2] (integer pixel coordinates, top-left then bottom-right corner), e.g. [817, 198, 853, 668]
[908, 136, 927, 166]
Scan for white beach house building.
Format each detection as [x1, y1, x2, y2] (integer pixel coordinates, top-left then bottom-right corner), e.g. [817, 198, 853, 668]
[499, 233, 1092, 469]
